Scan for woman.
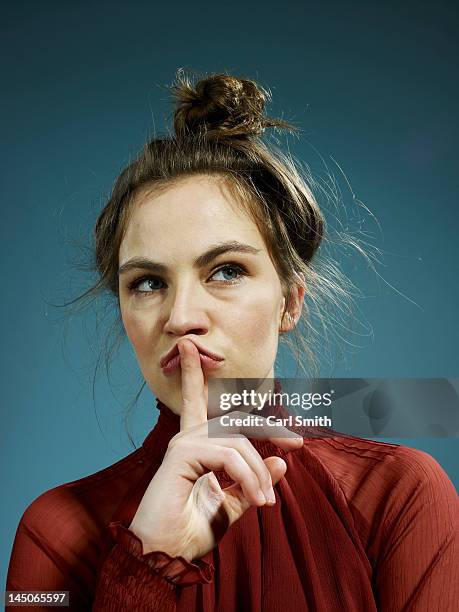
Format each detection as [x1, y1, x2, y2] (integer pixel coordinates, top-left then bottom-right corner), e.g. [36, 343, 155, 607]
[6, 71, 458, 611]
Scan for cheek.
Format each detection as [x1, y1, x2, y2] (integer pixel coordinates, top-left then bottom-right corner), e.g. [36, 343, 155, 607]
[229, 291, 281, 346]
[226, 296, 280, 378]
[121, 310, 153, 356]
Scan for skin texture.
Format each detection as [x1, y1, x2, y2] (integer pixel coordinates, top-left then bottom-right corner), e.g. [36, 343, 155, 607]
[118, 173, 304, 415]
[117, 173, 306, 559]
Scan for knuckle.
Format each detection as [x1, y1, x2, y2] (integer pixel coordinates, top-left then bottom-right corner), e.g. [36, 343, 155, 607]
[167, 432, 189, 453]
[222, 447, 240, 463]
[169, 431, 183, 446]
[222, 446, 244, 468]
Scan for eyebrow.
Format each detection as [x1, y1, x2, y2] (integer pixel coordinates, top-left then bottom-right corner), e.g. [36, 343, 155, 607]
[118, 241, 262, 276]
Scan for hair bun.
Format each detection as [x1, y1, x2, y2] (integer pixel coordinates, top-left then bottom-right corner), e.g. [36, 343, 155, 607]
[170, 68, 295, 140]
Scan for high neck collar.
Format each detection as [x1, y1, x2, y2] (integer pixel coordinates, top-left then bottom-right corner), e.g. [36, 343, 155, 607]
[141, 378, 284, 463]
[141, 397, 181, 463]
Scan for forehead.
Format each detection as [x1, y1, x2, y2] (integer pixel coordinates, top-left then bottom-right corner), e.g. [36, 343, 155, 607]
[119, 175, 265, 259]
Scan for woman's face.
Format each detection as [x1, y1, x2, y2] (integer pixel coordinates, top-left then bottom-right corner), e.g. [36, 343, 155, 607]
[118, 174, 301, 415]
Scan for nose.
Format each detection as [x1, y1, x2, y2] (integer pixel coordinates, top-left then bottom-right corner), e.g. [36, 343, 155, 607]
[163, 284, 210, 337]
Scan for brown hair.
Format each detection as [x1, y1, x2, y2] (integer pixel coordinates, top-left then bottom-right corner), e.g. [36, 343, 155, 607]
[63, 68, 364, 444]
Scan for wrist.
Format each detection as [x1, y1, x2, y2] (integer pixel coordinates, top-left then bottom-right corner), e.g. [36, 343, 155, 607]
[108, 520, 214, 587]
[128, 519, 190, 560]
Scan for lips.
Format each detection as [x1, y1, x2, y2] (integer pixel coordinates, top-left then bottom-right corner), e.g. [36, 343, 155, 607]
[160, 340, 224, 369]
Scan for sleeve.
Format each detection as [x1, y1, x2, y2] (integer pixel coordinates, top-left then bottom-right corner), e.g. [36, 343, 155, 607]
[6, 489, 214, 612]
[92, 520, 215, 611]
[6, 517, 91, 611]
[374, 447, 459, 611]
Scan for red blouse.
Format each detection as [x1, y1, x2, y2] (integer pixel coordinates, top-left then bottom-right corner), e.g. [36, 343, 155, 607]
[6, 397, 459, 611]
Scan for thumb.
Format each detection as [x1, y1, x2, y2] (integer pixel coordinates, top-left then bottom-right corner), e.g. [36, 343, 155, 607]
[222, 456, 287, 526]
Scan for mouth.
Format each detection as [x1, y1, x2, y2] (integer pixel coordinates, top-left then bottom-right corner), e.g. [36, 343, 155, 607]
[160, 340, 224, 376]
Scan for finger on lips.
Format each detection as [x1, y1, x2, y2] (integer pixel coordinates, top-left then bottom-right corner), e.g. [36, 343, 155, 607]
[179, 339, 207, 431]
[177, 338, 299, 508]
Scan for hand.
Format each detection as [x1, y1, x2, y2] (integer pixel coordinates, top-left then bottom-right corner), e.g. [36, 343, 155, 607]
[128, 338, 304, 562]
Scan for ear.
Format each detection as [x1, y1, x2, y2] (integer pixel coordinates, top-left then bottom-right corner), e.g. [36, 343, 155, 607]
[279, 283, 306, 333]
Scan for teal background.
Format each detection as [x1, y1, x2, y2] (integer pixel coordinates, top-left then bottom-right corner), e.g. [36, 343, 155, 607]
[1, 0, 458, 589]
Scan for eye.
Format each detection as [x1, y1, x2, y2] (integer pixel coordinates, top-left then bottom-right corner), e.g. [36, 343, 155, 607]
[210, 264, 246, 284]
[127, 263, 247, 297]
[127, 276, 166, 295]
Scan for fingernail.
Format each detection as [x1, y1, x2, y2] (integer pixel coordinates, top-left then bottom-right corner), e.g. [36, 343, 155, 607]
[257, 489, 266, 504]
[265, 486, 276, 504]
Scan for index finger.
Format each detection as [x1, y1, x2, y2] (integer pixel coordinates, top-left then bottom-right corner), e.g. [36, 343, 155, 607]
[178, 339, 208, 431]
